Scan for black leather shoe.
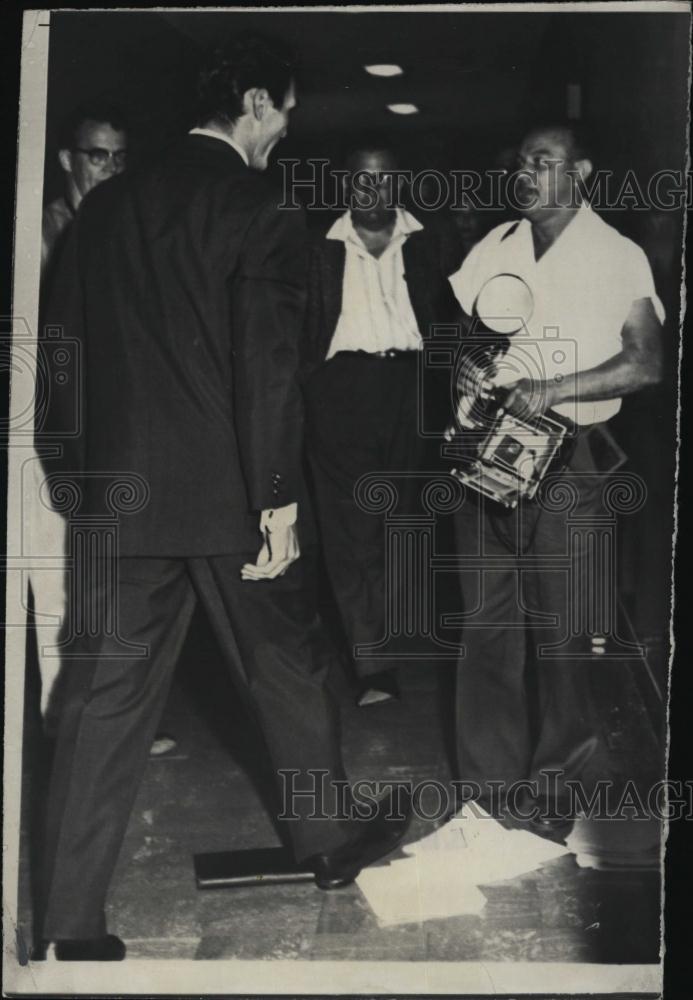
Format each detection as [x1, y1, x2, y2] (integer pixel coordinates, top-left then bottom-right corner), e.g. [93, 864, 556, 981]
[309, 786, 413, 890]
[526, 815, 575, 845]
[53, 934, 126, 961]
[30, 940, 48, 961]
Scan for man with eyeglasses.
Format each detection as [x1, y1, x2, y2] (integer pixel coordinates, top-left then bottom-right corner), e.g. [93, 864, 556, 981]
[39, 98, 184, 745]
[33, 105, 128, 743]
[42, 103, 128, 281]
[446, 122, 665, 838]
[38, 103, 180, 755]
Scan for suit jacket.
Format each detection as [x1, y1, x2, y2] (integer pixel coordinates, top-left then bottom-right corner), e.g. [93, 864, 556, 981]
[302, 218, 463, 373]
[40, 134, 308, 557]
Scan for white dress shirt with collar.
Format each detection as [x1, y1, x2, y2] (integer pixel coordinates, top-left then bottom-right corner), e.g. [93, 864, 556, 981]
[450, 203, 665, 426]
[325, 208, 424, 360]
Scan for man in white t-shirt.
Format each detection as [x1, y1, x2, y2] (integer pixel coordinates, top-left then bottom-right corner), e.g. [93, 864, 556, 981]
[448, 124, 664, 837]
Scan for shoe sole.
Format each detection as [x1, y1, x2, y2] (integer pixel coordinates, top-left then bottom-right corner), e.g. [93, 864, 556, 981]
[312, 793, 414, 890]
[314, 873, 357, 890]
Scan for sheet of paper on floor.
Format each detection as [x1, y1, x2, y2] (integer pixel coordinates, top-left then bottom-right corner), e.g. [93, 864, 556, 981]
[356, 804, 569, 927]
[356, 855, 488, 927]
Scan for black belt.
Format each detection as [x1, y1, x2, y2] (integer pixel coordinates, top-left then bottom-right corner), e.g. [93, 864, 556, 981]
[332, 349, 419, 361]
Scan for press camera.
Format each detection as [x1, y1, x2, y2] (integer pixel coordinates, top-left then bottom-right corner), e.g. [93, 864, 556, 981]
[444, 273, 571, 508]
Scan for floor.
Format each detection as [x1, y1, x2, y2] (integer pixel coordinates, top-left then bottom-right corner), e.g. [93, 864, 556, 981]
[17, 603, 664, 966]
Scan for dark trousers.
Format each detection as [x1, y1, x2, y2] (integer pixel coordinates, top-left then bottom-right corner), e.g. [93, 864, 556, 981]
[305, 352, 422, 678]
[453, 432, 603, 808]
[39, 552, 352, 941]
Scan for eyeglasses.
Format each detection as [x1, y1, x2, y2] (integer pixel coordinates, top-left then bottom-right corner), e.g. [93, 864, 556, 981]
[74, 147, 127, 168]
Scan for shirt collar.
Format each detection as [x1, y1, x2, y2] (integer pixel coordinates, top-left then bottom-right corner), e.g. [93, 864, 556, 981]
[514, 201, 594, 250]
[188, 127, 249, 167]
[326, 207, 423, 245]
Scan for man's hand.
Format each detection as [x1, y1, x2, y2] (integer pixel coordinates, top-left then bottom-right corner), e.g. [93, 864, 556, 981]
[241, 521, 300, 581]
[502, 378, 558, 420]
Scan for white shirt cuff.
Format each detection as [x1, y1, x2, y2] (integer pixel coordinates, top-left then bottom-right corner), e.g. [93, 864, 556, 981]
[260, 503, 298, 531]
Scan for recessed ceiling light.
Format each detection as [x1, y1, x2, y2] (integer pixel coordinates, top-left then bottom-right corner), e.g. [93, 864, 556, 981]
[387, 103, 419, 115]
[364, 64, 404, 77]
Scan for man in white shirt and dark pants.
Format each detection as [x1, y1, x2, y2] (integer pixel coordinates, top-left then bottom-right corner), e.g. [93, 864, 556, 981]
[448, 123, 665, 837]
[303, 143, 460, 706]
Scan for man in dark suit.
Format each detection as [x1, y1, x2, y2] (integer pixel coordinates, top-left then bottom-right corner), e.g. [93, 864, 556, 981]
[303, 144, 461, 706]
[35, 37, 410, 961]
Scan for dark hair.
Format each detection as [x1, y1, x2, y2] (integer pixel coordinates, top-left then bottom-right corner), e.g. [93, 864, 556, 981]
[524, 120, 595, 163]
[196, 33, 297, 126]
[340, 133, 400, 171]
[58, 102, 129, 150]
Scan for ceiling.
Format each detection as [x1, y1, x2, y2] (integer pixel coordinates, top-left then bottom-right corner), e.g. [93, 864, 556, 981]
[44, 9, 689, 192]
[157, 9, 556, 138]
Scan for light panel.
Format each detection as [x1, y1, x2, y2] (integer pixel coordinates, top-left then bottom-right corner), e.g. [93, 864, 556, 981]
[364, 64, 404, 77]
[386, 103, 419, 115]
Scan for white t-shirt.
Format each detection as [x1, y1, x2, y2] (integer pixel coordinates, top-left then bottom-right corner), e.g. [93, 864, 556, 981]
[449, 204, 665, 425]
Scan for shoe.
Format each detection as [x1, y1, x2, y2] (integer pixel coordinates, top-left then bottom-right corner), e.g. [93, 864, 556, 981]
[30, 940, 48, 961]
[526, 815, 575, 845]
[55, 934, 126, 961]
[33, 934, 126, 961]
[356, 671, 400, 708]
[309, 786, 413, 890]
[150, 732, 177, 757]
[518, 736, 599, 836]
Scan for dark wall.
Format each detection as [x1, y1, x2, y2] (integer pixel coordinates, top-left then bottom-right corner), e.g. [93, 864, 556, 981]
[43, 13, 200, 202]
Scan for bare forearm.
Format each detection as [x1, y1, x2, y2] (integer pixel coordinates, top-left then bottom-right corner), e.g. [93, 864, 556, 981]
[551, 350, 662, 407]
[500, 298, 663, 420]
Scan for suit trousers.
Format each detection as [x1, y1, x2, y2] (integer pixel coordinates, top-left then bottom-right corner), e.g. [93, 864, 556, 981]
[305, 352, 423, 678]
[39, 551, 353, 941]
[453, 431, 604, 811]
